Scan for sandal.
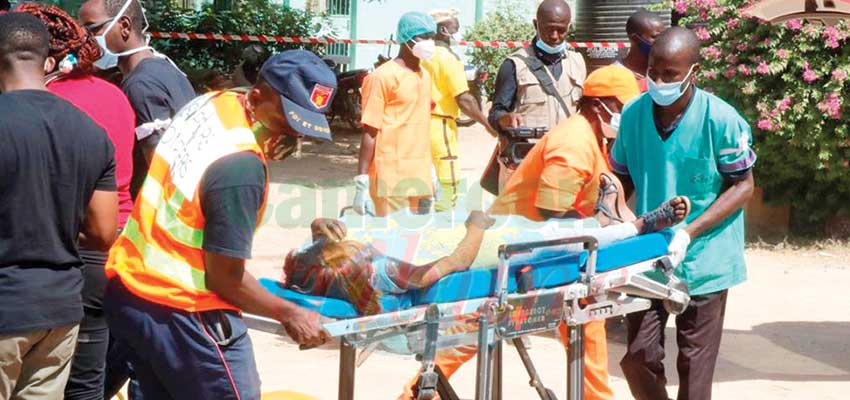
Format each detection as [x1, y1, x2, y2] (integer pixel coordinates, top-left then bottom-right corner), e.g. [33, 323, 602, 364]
[638, 196, 691, 234]
[595, 173, 624, 225]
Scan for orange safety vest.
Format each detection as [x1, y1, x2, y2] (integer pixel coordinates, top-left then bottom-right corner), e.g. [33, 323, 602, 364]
[105, 91, 268, 312]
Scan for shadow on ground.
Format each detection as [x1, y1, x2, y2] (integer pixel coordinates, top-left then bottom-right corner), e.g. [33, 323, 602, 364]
[603, 319, 850, 384]
[267, 126, 362, 187]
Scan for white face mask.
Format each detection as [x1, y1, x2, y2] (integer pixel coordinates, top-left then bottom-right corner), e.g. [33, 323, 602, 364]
[93, 0, 152, 70]
[441, 26, 460, 43]
[408, 39, 436, 61]
[596, 100, 621, 138]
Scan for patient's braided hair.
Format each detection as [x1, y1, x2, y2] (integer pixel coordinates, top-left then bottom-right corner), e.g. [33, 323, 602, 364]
[284, 239, 383, 316]
[17, 3, 102, 75]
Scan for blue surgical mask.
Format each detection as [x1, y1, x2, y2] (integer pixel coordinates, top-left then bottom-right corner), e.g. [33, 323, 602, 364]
[647, 64, 696, 106]
[635, 35, 653, 56]
[535, 37, 566, 55]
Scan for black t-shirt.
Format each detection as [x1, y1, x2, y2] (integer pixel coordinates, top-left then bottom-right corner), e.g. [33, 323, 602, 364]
[123, 57, 195, 198]
[200, 152, 266, 260]
[0, 90, 116, 334]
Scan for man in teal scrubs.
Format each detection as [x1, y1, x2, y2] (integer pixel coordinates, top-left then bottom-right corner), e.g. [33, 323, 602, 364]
[610, 27, 756, 400]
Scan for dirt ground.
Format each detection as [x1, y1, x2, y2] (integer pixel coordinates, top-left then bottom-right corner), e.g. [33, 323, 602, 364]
[245, 125, 850, 400]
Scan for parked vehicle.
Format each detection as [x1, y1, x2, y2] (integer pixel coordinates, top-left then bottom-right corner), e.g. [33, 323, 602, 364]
[323, 55, 368, 130]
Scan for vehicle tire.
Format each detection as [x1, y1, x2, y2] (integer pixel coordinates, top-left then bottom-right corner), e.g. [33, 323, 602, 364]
[345, 90, 363, 130]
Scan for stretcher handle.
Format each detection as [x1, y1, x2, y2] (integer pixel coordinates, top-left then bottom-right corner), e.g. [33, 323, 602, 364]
[498, 235, 599, 259]
[495, 236, 599, 301]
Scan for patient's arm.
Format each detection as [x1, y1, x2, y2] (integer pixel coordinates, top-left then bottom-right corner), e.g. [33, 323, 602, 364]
[396, 211, 495, 290]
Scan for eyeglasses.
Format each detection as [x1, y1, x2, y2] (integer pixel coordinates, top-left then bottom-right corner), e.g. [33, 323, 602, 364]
[84, 18, 114, 33]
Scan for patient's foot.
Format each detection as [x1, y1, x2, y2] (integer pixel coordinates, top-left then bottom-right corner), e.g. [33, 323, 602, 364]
[595, 173, 636, 226]
[634, 196, 691, 234]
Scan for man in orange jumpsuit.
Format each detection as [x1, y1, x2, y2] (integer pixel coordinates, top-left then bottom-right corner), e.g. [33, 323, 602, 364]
[354, 12, 437, 217]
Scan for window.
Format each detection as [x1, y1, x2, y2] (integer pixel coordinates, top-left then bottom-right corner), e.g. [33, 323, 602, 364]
[327, 0, 350, 16]
[327, 43, 349, 56]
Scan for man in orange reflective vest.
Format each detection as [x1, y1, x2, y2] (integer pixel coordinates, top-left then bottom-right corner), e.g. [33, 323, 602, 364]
[103, 50, 336, 399]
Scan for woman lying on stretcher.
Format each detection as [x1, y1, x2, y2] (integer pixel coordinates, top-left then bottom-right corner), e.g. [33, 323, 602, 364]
[283, 175, 691, 315]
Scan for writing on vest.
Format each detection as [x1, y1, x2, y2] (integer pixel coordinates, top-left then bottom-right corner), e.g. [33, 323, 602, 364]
[507, 46, 587, 130]
[105, 92, 268, 312]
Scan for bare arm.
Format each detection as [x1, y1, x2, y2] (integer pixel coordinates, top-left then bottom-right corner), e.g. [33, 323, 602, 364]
[79, 190, 118, 251]
[404, 226, 487, 289]
[357, 127, 378, 175]
[455, 92, 497, 137]
[684, 171, 755, 239]
[205, 252, 327, 346]
[402, 212, 495, 289]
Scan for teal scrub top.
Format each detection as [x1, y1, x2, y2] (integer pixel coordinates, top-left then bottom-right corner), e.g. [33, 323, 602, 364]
[610, 88, 756, 296]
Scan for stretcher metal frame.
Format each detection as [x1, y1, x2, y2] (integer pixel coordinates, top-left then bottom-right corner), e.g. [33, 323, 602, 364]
[245, 235, 690, 400]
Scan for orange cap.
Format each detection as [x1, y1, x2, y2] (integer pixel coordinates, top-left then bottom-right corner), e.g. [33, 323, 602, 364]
[583, 65, 641, 105]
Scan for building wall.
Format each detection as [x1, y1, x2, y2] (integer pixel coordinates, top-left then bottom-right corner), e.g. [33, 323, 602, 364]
[350, 0, 478, 69]
[348, 0, 576, 69]
[279, 0, 576, 68]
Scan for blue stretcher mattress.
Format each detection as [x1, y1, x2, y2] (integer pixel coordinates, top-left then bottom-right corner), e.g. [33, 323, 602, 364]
[260, 231, 672, 319]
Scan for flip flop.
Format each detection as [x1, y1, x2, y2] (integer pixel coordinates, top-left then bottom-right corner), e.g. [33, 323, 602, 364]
[594, 173, 624, 225]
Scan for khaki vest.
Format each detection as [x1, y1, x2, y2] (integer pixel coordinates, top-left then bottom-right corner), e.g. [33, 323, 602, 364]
[507, 46, 587, 130]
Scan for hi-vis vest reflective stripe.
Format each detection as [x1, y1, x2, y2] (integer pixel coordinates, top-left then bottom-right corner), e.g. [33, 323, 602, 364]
[105, 92, 268, 312]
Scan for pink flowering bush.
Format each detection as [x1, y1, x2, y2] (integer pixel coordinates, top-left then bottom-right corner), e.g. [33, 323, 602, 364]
[670, 0, 850, 225]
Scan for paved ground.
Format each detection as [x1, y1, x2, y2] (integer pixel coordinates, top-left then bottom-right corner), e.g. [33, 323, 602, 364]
[246, 125, 850, 399]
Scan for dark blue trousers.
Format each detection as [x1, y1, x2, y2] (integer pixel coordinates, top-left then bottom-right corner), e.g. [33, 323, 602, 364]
[104, 278, 261, 400]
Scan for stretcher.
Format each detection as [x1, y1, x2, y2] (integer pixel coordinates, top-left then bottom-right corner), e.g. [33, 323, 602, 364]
[245, 230, 690, 400]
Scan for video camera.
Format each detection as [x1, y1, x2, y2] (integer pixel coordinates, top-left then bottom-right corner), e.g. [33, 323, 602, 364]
[498, 127, 548, 168]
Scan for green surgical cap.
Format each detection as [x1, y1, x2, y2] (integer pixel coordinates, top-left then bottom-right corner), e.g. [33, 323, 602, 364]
[397, 11, 436, 44]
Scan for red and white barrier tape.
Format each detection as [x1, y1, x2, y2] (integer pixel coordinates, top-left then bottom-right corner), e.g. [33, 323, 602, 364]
[148, 32, 629, 48]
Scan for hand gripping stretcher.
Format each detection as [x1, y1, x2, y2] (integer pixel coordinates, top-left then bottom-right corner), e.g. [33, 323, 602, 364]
[245, 230, 690, 400]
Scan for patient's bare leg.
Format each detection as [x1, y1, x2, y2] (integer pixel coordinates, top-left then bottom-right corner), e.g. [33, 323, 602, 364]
[595, 173, 637, 226]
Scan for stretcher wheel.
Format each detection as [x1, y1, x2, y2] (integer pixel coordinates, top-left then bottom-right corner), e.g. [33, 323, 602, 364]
[663, 277, 690, 315]
[663, 299, 688, 315]
[416, 389, 436, 400]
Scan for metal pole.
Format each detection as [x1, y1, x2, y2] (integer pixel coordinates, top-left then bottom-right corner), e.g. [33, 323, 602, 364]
[513, 337, 556, 399]
[436, 367, 461, 400]
[492, 341, 503, 400]
[348, 0, 358, 68]
[475, 314, 493, 400]
[339, 340, 356, 400]
[474, 0, 484, 23]
[566, 325, 585, 400]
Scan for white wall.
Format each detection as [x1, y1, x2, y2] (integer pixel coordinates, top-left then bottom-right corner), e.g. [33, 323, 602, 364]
[349, 0, 576, 69]
[289, 0, 308, 9]
[277, 0, 576, 69]
[350, 0, 477, 69]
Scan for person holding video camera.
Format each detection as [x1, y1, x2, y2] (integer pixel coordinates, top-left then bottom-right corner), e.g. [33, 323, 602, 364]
[482, 0, 586, 193]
